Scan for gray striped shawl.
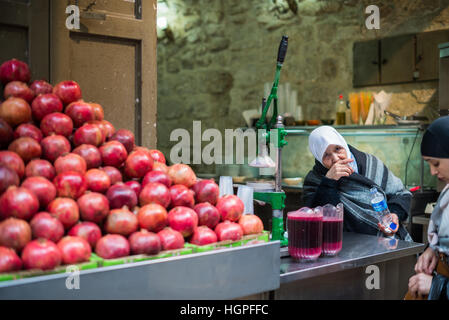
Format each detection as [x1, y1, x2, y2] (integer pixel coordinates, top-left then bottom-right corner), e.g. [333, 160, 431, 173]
[303, 146, 413, 241]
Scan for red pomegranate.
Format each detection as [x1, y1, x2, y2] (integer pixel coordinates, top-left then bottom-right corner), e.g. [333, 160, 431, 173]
[86, 120, 107, 142]
[167, 206, 198, 238]
[137, 203, 168, 232]
[125, 180, 141, 198]
[4, 81, 34, 103]
[8, 137, 42, 163]
[152, 159, 169, 174]
[40, 135, 71, 163]
[0, 150, 25, 179]
[57, 236, 91, 264]
[0, 218, 31, 251]
[30, 212, 64, 243]
[72, 144, 102, 169]
[73, 124, 103, 147]
[31, 93, 63, 122]
[0, 186, 39, 220]
[0, 118, 14, 149]
[129, 229, 161, 255]
[110, 129, 135, 154]
[85, 169, 111, 193]
[0, 166, 20, 194]
[99, 141, 128, 168]
[54, 153, 87, 175]
[105, 207, 138, 236]
[53, 80, 82, 105]
[65, 100, 95, 128]
[21, 239, 61, 270]
[190, 226, 218, 246]
[40, 112, 73, 137]
[133, 146, 151, 158]
[100, 120, 115, 139]
[77, 192, 109, 223]
[101, 166, 123, 185]
[139, 182, 171, 208]
[157, 227, 184, 250]
[47, 197, 80, 230]
[0, 246, 22, 272]
[95, 234, 129, 259]
[68, 222, 102, 249]
[14, 123, 43, 143]
[214, 221, 244, 241]
[238, 214, 264, 235]
[25, 159, 55, 180]
[194, 202, 220, 229]
[53, 171, 87, 199]
[149, 149, 166, 164]
[142, 170, 172, 188]
[124, 150, 153, 179]
[167, 164, 197, 188]
[21, 177, 57, 209]
[30, 80, 53, 96]
[106, 183, 137, 210]
[0, 97, 32, 127]
[169, 185, 195, 208]
[0, 59, 30, 84]
[88, 102, 104, 121]
[192, 179, 220, 205]
[216, 195, 244, 222]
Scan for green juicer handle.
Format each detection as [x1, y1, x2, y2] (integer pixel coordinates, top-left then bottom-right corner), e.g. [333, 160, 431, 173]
[256, 36, 289, 130]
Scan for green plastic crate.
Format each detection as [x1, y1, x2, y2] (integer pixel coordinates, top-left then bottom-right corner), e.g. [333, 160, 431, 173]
[187, 231, 270, 253]
[99, 246, 194, 267]
[0, 254, 102, 282]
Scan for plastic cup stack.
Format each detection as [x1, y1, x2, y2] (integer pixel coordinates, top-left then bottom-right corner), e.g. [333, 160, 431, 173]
[237, 185, 254, 215]
[219, 176, 234, 197]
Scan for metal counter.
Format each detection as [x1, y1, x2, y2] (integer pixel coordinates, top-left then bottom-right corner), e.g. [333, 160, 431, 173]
[276, 232, 425, 299]
[0, 241, 280, 300]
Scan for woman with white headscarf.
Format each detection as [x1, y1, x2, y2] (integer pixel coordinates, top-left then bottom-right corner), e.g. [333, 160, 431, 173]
[302, 126, 412, 241]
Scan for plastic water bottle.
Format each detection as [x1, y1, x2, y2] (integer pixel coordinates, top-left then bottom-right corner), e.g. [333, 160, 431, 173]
[369, 188, 397, 233]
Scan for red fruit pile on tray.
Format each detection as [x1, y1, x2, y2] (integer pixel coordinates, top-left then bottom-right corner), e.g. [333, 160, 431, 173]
[0, 58, 264, 273]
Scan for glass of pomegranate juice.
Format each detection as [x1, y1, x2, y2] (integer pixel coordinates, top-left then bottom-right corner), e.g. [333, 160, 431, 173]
[287, 207, 323, 261]
[322, 203, 344, 256]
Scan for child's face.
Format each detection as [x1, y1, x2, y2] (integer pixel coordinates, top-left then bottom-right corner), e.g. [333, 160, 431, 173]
[423, 156, 449, 184]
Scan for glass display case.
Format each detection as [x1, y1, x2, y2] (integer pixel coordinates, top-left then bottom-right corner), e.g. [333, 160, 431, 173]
[282, 125, 437, 189]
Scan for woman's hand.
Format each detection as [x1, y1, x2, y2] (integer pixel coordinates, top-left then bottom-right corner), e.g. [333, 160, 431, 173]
[408, 273, 433, 298]
[377, 213, 399, 235]
[415, 247, 438, 275]
[325, 159, 354, 181]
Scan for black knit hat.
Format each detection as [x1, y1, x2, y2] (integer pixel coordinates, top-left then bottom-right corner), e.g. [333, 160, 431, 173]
[421, 116, 449, 159]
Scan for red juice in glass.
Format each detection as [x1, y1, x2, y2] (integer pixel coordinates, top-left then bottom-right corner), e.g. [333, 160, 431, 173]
[287, 207, 323, 261]
[322, 203, 344, 256]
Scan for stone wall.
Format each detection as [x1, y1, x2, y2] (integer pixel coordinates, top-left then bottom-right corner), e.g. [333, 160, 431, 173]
[157, 0, 449, 172]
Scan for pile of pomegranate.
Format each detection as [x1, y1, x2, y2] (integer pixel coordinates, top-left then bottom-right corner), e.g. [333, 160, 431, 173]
[0, 58, 264, 274]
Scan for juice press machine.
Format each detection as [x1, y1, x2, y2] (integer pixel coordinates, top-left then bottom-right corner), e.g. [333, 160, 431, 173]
[250, 35, 289, 247]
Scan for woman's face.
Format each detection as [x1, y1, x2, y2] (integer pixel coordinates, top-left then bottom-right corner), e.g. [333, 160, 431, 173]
[322, 144, 348, 169]
[423, 156, 449, 184]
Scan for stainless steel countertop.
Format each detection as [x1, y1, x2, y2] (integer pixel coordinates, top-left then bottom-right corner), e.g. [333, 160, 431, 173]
[280, 232, 425, 284]
[0, 241, 280, 300]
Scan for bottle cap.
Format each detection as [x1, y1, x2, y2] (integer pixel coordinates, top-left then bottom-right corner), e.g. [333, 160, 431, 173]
[339, 95, 343, 100]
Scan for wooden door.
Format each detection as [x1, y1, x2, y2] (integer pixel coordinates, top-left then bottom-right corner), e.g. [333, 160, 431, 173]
[417, 30, 449, 81]
[381, 34, 415, 84]
[50, 0, 157, 148]
[353, 40, 380, 87]
[0, 0, 50, 87]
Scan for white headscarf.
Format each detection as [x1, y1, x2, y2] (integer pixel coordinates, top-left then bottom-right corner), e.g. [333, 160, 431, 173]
[308, 126, 351, 165]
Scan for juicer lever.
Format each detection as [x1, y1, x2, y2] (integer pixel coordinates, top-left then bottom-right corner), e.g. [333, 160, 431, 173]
[277, 35, 289, 64]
